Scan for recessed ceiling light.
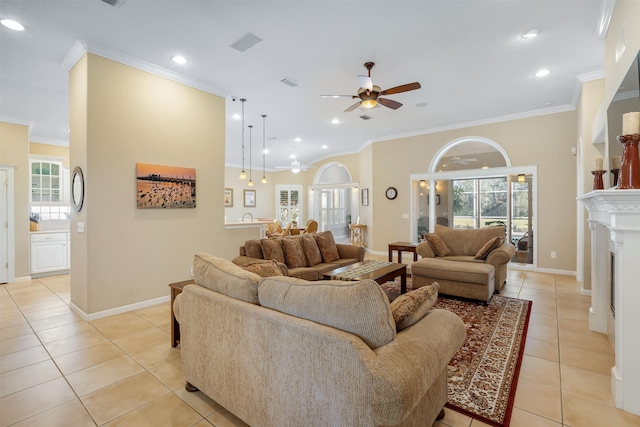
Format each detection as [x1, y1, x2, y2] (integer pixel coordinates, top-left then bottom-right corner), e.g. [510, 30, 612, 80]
[534, 68, 551, 78]
[331, 118, 340, 124]
[295, 137, 301, 142]
[322, 145, 328, 149]
[521, 28, 540, 39]
[1, 19, 24, 31]
[171, 55, 187, 64]
[231, 113, 241, 120]
[263, 148, 269, 154]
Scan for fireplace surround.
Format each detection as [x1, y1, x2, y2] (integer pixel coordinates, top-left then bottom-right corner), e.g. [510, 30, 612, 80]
[578, 189, 640, 415]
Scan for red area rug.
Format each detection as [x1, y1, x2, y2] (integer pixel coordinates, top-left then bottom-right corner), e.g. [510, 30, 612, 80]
[381, 280, 531, 427]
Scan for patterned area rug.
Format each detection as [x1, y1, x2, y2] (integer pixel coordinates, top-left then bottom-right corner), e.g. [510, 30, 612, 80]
[381, 278, 531, 427]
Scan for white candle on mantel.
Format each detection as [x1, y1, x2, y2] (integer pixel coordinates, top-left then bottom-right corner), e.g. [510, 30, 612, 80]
[622, 111, 640, 135]
[595, 158, 603, 171]
[612, 156, 621, 170]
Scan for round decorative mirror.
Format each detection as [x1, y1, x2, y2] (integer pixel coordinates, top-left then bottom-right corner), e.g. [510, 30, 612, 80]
[72, 166, 84, 213]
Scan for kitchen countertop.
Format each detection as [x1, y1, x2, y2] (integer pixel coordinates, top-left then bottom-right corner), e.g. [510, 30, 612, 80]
[30, 229, 70, 234]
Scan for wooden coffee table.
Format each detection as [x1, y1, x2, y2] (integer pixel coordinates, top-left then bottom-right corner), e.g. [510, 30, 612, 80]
[322, 260, 408, 294]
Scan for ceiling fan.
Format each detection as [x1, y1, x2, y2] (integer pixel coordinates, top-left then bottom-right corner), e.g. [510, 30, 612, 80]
[442, 156, 478, 167]
[275, 157, 305, 174]
[321, 62, 421, 112]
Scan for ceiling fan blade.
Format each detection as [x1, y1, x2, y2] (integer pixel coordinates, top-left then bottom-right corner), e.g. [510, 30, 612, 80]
[344, 101, 361, 112]
[320, 94, 356, 98]
[378, 98, 402, 110]
[379, 82, 421, 96]
[357, 75, 373, 91]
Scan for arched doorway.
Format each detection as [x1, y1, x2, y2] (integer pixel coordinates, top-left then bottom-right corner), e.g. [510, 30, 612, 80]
[412, 137, 536, 267]
[309, 162, 357, 239]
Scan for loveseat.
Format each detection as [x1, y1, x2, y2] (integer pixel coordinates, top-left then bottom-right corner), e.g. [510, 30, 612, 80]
[174, 253, 466, 427]
[412, 224, 515, 302]
[232, 231, 364, 280]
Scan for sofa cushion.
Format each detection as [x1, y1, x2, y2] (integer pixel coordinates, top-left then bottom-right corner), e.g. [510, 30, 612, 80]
[300, 234, 323, 266]
[242, 260, 284, 277]
[260, 239, 286, 264]
[244, 239, 264, 259]
[192, 253, 260, 304]
[424, 233, 451, 257]
[314, 231, 340, 263]
[281, 237, 307, 268]
[474, 236, 504, 260]
[390, 283, 439, 331]
[258, 276, 396, 349]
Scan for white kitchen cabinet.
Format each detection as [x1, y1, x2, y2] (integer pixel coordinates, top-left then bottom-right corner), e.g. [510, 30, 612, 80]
[31, 232, 69, 274]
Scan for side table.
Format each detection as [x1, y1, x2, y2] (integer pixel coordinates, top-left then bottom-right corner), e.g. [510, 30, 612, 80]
[169, 279, 195, 347]
[349, 223, 367, 246]
[388, 241, 418, 264]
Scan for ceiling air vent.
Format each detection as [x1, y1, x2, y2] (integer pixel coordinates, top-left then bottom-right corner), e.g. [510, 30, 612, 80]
[359, 115, 372, 120]
[100, 0, 127, 7]
[280, 77, 301, 88]
[230, 33, 263, 53]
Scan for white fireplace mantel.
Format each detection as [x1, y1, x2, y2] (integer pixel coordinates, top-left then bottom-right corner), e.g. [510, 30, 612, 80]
[578, 189, 640, 415]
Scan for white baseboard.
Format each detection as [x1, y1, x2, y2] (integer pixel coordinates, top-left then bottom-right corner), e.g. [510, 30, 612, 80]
[535, 267, 576, 276]
[70, 295, 170, 321]
[12, 276, 33, 282]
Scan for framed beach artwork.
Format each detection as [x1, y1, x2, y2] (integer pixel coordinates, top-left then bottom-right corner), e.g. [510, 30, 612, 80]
[224, 188, 233, 207]
[244, 189, 256, 207]
[361, 188, 369, 206]
[136, 163, 196, 209]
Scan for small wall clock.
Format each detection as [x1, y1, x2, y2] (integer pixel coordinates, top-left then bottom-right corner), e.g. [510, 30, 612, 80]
[385, 186, 398, 200]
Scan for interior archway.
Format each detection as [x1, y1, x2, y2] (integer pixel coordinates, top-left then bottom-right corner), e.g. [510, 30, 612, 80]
[310, 162, 357, 240]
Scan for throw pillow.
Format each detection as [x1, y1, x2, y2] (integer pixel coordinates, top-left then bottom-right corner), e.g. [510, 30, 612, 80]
[474, 236, 504, 260]
[258, 276, 395, 349]
[242, 260, 284, 277]
[244, 240, 264, 259]
[260, 238, 286, 264]
[390, 283, 439, 331]
[281, 237, 307, 269]
[314, 231, 340, 263]
[300, 233, 323, 266]
[424, 234, 451, 257]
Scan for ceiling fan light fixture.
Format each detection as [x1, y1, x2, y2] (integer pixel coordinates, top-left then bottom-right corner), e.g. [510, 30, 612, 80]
[361, 99, 377, 108]
[291, 160, 301, 174]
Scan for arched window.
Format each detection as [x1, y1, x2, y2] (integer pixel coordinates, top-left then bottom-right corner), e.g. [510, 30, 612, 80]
[413, 137, 536, 267]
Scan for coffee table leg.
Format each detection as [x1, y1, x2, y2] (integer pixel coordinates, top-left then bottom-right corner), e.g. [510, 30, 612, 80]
[401, 274, 407, 294]
[388, 246, 392, 262]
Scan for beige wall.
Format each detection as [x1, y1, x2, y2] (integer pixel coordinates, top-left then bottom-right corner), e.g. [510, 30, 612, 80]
[69, 53, 254, 314]
[30, 142, 70, 167]
[0, 122, 30, 278]
[368, 111, 578, 271]
[577, 78, 606, 290]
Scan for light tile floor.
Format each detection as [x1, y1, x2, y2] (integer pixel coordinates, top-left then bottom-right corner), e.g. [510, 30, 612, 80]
[1, 267, 640, 426]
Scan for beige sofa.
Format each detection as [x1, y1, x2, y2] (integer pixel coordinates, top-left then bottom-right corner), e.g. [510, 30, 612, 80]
[233, 231, 364, 280]
[412, 225, 515, 302]
[174, 253, 466, 427]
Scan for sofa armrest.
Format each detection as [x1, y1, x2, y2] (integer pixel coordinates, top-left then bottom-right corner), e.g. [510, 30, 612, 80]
[485, 241, 515, 266]
[416, 241, 436, 258]
[336, 243, 365, 262]
[370, 309, 466, 424]
[232, 256, 289, 276]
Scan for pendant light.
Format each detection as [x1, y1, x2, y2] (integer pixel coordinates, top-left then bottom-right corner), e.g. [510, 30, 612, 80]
[238, 98, 247, 180]
[247, 125, 254, 186]
[261, 114, 268, 184]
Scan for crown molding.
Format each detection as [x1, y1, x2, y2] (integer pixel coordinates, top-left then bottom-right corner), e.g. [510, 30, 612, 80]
[61, 40, 228, 97]
[370, 104, 576, 145]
